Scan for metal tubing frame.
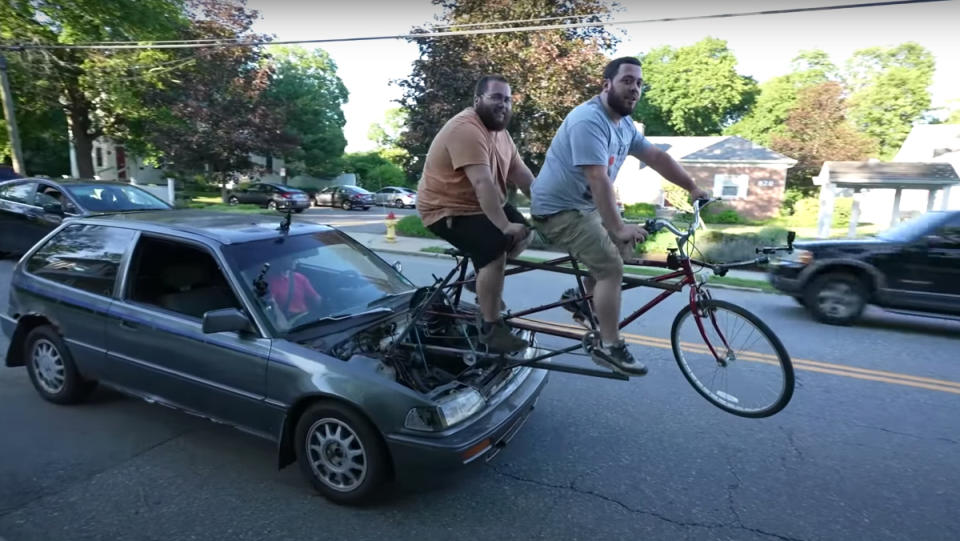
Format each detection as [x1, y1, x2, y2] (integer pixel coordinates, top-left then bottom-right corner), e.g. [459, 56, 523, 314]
[416, 251, 725, 378]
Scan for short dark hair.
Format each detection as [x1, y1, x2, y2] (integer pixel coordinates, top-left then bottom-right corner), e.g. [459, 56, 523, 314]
[475, 74, 509, 98]
[603, 57, 642, 81]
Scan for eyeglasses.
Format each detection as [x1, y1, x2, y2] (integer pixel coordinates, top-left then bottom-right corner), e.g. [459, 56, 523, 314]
[482, 93, 513, 105]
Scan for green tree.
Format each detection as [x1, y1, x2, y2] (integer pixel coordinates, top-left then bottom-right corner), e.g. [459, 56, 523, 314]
[343, 151, 407, 190]
[264, 45, 348, 179]
[725, 50, 838, 146]
[770, 82, 875, 194]
[846, 42, 935, 159]
[633, 37, 757, 136]
[397, 0, 618, 178]
[368, 107, 410, 168]
[130, 0, 293, 183]
[0, 0, 189, 177]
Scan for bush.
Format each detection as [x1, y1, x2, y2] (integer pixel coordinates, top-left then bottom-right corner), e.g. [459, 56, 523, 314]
[784, 196, 852, 227]
[702, 208, 745, 224]
[695, 226, 789, 263]
[623, 202, 657, 219]
[395, 215, 437, 238]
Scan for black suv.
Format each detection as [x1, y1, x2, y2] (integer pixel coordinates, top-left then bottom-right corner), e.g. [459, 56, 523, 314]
[769, 211, 960, 325]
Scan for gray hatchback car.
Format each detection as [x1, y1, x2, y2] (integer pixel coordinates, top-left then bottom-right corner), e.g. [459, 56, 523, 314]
[1, 210, 548, 504]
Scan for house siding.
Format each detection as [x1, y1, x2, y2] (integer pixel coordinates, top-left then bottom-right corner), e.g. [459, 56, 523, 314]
[684, 165, 788, 220]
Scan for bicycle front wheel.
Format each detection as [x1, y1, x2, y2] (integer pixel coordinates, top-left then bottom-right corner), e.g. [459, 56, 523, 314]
[671, 299, 794, 418]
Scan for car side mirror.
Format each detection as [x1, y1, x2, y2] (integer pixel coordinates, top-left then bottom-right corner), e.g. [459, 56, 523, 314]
[392, 261, 403, 273]
[42, 201, 64, 215]
[202, 308, 254, 334]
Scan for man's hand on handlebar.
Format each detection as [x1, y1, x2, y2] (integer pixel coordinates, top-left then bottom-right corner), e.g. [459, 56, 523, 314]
[690, 188, 711, 204]
[614, 223, 649, 245]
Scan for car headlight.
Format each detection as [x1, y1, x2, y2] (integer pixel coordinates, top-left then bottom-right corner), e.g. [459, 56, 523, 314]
[780, 249, 813, 265]
[404, 388, 485, 432]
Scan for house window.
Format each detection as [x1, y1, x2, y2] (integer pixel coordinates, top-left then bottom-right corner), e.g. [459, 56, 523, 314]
[95, 147, 104, 168]
[713, 174, 749, 199]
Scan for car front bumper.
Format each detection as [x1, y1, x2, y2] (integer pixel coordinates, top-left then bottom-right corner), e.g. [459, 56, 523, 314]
[767, 261, 805, 295]
[385, 366, 549, 477]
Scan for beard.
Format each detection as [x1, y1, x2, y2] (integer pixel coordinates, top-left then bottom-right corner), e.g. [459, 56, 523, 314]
[476, 102, 511, 131]
[605, 87, 637, 117]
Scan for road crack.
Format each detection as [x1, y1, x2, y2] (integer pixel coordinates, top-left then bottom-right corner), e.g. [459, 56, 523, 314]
[486, 464, 809, 540]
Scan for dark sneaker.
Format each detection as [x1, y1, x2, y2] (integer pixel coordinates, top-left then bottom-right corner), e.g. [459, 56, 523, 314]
[561, 288, 591, 327]
[591, 340, 648, 376]
[480, 320, 528, 354]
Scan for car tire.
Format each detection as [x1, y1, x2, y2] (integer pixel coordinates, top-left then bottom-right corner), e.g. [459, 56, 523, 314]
[295, 401, 389, 506]
[227, 196, 239, 206]
[394, 199, 404, 208]
[362, 207, 370, 211]
[792, 296, 806, 307]
[804, 272, 867, 326]
[342, 200, 352, 210]
[24, 326, 97, 404]
[294, 208, 305, 214]
[267, 201, 278, 211]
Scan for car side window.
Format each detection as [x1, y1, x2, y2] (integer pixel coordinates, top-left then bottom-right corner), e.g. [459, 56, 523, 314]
[0, 181, 38, 205]
[936, 216, 960, 246]
[26, 224, 135, 296]
[125, 235, 242, 320]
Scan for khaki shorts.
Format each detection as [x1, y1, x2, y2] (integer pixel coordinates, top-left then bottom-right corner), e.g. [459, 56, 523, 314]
[532, 209, 629, 280]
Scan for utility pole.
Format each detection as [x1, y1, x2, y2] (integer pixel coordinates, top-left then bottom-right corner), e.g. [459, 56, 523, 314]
[0, 53, 27, 176]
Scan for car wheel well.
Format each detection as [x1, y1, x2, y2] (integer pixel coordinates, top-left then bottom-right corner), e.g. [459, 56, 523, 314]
[6, 315, 54, 367]
[277, 394, 395, 479]
[806, 265, 875, 294]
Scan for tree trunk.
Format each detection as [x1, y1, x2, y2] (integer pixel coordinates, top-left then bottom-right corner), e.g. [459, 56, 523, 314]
[64, 84, 98, 179]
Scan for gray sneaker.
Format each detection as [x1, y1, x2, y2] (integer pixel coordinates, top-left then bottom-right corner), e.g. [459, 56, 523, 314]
[591, 340, 648, 376]
[480, 320, 528, 354]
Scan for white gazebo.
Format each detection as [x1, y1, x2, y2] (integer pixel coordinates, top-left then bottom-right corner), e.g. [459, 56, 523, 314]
[812, 161, 960, 238]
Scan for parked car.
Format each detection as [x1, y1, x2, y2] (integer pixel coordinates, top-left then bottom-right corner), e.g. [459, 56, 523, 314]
[224, 182, 310, 213]
[373, 186, 416, 208]
[313, 185, 374, 210]
[1, 210, 547, 504]
[0, 177, 172, 258]
[768, 210, 960, 325]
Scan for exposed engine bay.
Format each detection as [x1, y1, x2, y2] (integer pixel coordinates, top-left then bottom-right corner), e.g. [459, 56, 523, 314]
[324, 292, 533, 398]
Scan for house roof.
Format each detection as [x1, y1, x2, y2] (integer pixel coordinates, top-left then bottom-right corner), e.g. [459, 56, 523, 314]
[894, 124, 960, 163]
[815, 161, 960, 189]
[642, 135, 796, 165]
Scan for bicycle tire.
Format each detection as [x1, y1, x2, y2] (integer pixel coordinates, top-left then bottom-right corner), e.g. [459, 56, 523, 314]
[670, 299, 794, 418]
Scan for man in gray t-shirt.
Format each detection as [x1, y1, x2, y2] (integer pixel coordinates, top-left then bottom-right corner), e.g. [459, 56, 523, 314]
[530, 56, 708, 377]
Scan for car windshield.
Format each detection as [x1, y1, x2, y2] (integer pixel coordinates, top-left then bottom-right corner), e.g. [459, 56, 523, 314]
[65, 184, 171, 212]
[876, 212, 949, 242]
[222, 230, 415, 335]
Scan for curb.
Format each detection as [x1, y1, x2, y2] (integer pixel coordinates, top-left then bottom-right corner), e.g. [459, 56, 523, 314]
[366, 245, 776, 294]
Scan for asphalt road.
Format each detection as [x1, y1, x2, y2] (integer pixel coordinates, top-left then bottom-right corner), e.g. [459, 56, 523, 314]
[1, 253, 959, 541]
[300, 204, 418, 234]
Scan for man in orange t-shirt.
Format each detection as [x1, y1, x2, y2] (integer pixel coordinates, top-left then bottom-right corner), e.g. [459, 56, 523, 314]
[416, 75, 536, 354]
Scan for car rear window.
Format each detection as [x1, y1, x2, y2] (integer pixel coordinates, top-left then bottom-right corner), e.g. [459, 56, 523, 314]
[26, 224, 135, 297]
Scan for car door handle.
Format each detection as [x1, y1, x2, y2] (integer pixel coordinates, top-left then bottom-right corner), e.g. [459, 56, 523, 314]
[118, 320, 141, 330]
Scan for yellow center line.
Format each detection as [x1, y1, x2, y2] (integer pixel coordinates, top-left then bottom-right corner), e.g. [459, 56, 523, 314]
[521, 317, 960, 395]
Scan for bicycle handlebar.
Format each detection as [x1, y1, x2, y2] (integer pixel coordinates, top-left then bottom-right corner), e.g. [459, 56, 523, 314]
[639, 198, 796, 277]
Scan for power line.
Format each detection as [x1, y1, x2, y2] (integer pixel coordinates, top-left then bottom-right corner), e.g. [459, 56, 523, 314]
[428, 13, 605, 29]
[0, 0, 946, 51]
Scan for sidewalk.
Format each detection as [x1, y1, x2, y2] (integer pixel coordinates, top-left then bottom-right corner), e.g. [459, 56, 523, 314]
[345, 231, 772, 289]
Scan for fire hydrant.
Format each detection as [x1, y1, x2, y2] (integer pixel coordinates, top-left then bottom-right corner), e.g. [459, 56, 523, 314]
[385, 211, 398, 243]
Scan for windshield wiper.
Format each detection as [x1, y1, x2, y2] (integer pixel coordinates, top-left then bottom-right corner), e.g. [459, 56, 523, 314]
[286, 307, 393, 334]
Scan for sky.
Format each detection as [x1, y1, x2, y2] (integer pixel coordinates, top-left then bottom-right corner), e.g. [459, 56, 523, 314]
[246, 0, 960, 152]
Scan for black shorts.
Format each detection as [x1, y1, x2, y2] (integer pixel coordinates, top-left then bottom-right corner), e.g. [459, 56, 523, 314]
[427, 203, 529, 270]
